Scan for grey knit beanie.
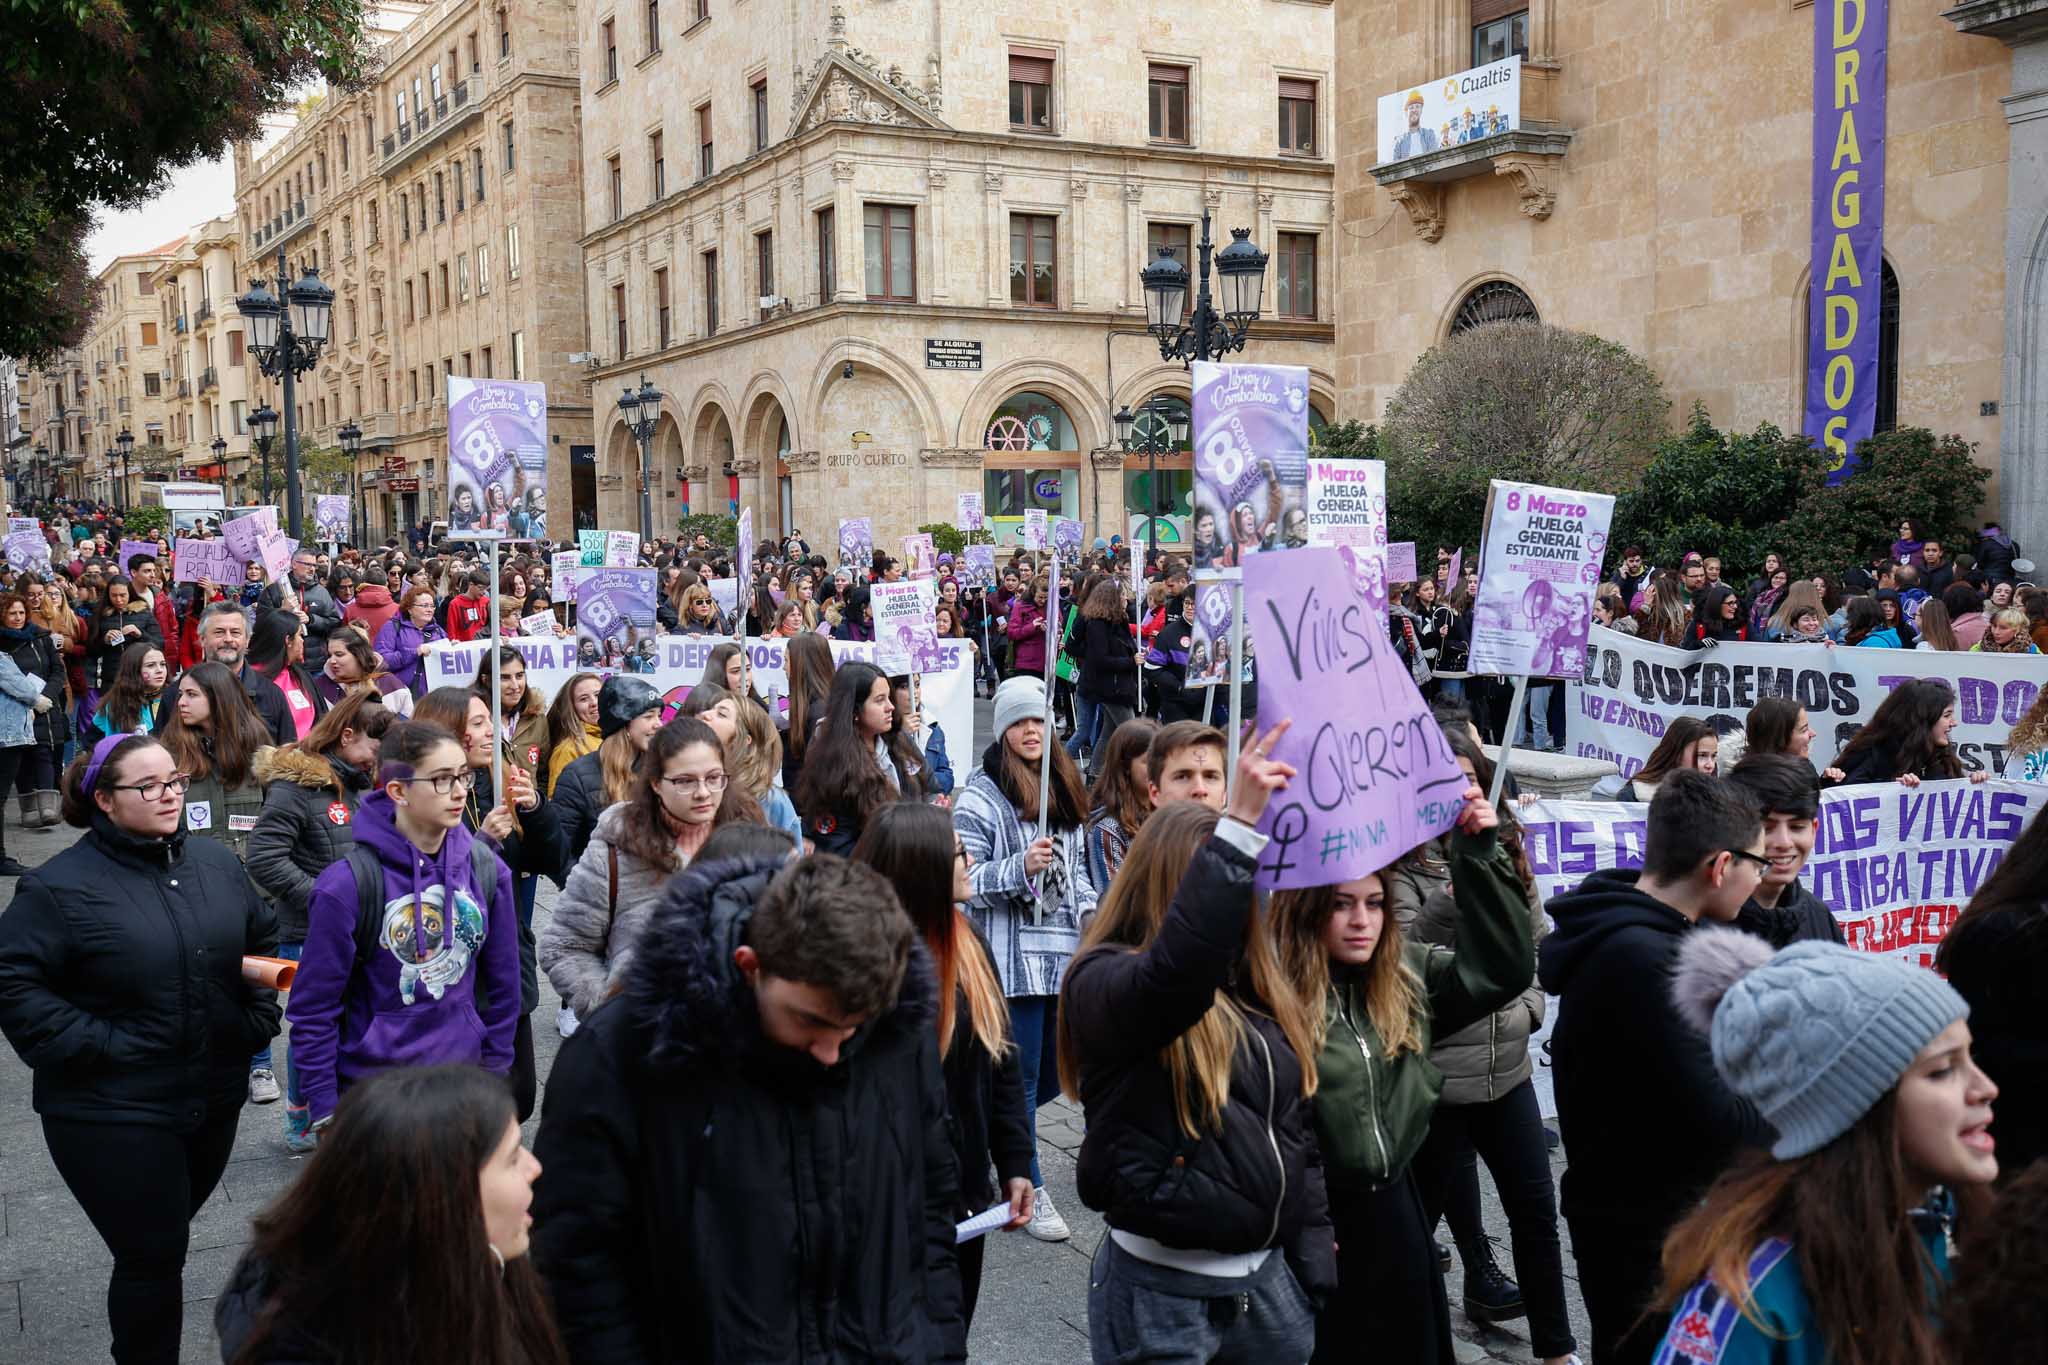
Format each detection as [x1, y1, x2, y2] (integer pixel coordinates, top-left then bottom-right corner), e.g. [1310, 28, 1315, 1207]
[991, 675, 1047, 743]
[1671, 929, 1968, 1159]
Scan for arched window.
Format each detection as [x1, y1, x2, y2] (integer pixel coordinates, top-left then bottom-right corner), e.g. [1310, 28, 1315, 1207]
[985, 390, 1079, 535]
[1449, 280, 1539, 334]
[985, 390, 1077, 451]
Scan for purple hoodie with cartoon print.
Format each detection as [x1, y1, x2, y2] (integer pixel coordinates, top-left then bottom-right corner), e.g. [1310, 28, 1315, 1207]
[285, 788, 519, 1122]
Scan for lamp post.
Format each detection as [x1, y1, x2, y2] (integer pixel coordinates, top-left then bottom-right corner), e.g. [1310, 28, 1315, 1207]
[210, 435, 228, 499]
[31, 443, 48, 506]
[1139, 210, 1270, 366]
[1113, 394, 1191, 568]
[337, 420, 363, 547]
[249, 403, 280, 507]
[236, 251, 334, 538]
[616, 374, 661, 543]
[116, 428, 134, 510]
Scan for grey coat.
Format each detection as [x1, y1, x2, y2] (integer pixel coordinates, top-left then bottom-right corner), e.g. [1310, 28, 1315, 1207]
[537, 801, 683, 1016]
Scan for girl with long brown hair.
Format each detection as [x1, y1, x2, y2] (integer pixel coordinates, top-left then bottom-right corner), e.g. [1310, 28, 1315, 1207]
[1082, 715, 1157, 895]
[1057, 724, 1332, 1360]
[1267, 768, 1533, 1365]
[161, 660, 275, 879]
[1833, 678, 1986, 787]
[1652, 929, 1997, 1365]
[1618, 715, 1719, 803]
[854, 801, 1032, 1327]
[679, 681, 804, 843]
[542, 671, 602, 797]
[792, 661, 920, 855]
[471, 645, 550, 786]
[780, 630, 834, 792]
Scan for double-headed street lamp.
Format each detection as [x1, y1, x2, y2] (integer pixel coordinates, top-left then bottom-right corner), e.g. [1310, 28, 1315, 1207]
[1139, 210, 1270, 366]
[616, 375, 662, 543]
[249, 403, 280, 506]
[236, 250, 334, 537]
[337, 420, 363, 547]
[1113, 394, 1191, 567]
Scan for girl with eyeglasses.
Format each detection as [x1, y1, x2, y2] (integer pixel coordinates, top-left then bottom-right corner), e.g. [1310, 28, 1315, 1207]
[541, 717, 762, 1018]
[0, 733, 281, 1363]
[285, 718, 522, 1145]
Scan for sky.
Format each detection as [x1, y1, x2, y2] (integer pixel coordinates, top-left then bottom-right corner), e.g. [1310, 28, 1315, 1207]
[85, 152, 239, 273]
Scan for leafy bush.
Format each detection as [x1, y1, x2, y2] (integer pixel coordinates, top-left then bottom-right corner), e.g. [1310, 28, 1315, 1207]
[1777, 428, 1991, 574]
[674, 512, 736, 546]
[122, 506, 167, 537]
[1607, 405, 1828, 575]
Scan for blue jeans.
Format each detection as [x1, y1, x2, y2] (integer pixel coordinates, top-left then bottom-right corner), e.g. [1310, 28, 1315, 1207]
[1008, 994, 1061, 1188]
[1519, 682, 1556, 749]
[1065, 693, 1100, 762]
[251, 940, 304, 1105]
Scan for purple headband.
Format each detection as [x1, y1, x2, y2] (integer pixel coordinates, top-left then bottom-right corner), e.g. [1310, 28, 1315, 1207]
[79, 733, 135, 796]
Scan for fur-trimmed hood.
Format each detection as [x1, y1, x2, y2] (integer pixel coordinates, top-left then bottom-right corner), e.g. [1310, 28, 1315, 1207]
[622, 852, 938, 1078]
[252, 743, 371, 795]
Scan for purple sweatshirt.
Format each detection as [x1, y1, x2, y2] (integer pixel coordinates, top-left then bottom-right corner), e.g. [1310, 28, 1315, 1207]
[285, 789, 519, 1121]
[372, 615, 445, 694]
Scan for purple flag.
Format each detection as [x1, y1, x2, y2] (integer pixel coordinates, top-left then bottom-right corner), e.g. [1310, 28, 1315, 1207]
[1246, 547, 1467, 888]
[1803, 0, 1888, 481]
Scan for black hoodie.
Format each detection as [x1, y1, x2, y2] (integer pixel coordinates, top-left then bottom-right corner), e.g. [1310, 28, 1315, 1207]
[1536, 868, 1769, 1234]
[1734, 880, 1845, 949]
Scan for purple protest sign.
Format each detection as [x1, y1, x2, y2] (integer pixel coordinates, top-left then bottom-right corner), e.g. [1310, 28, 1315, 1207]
[956, 492, 985, 531]
[1186, 582, 1237, 690]
[574, 568, 659, 673]
[1468, 480, 1614, 679]
[1246, 547, 1467, 888]
[837, 517, 872, 571]
[1446, 548, 1463, 588]
[1803, 0, 1888, 481]
[1386, 542, 1417, 583]
[221, 507, 276, 566]
[3, 531, 50, 575]
[448, 377, 549, 536]
[736, 508, 754, 589]
[902, 532, 937, 580]
[873, 581, 943, 674]
[172, 537, 230, 585]
[313, 495, 350, 542]
[1022, 509, 1047, 552]
[1051, 517, 1084, 561]
[960, 544, 996, 590]
[1191, 361, 1310, 576]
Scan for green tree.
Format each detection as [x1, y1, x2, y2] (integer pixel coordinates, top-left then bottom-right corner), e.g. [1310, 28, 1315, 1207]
[0, 0, 372, 361]
[675, 511, 737, 546]
[1778, 428, 1991, 574]
[918, 522, 994, 558]
[296, 442, 353, 493]
[122, 506, 168, 537]
[1607, 405, 1828, 576]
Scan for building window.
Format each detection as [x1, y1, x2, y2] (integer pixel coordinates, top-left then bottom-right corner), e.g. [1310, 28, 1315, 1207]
[1276, 232, 1316, 319]
[1009, 214, 1057, 308]
[503, 120, 516, 171]
[608, 155, 624, 220]
[1008, 47, 1055, 131]
[644, 130, 664, 201]
[453, 161, 465, 212]
[430, 61, 444, 101]
[477, 244, 491, 294]
[396, 89, 408, 131]
[437, 263, 450, 309]
[371, 288, 383, 330]
[1279, 78, 1317, 155]
[140, 321, 158, 346]
[512, 331, 526, 379]
[656, 268, 672, 347]
[694, 0, 707, 21]
[645, 0, 660, 54]
[481, 345, 494, 377]
[1449, 279, 1539, 333]
[703, 250, 720, 334]
[613, 281, 628, 357]
[507, 223, 521, 278]
[435, 171, 447, 222]
[400, 201, 411, 241]
[473, 149, 485, 203]
[342, 215, 354, 253]
[416, 185, 428, 232]
[410, 369, 421, 404]
[457, 254, 470, 302]
[751, 77, 769, 152]
[1148, 63, 1188, 143]
[368, 198, 380, 243]
[1146, 222, 1192, 317]
[498, 8, 511, 57]
[1471, 2, 1529, 65]
[756, 230, 774, 311]
[143, 373, 162, 397]
[339, 134, 349, 169]
[863, 204, 913, 301]
[405, 279, 416, 322]
[816, 207, 836, 302]
[696, 104, 713, 177]
[602, 18, 618, 82]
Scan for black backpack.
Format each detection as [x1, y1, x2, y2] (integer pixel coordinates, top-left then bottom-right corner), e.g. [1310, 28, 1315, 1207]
[342, 841, 499, 968]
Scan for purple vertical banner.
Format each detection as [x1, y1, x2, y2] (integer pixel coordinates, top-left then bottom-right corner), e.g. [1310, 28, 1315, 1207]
[1803, 0, 1888, 483]
[1191, 361, 1310, 576]
[449, 377, 550, 536]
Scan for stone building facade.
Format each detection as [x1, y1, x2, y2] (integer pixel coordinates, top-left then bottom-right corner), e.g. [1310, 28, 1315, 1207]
[576, 0, 1337, 551]
[66, 244, 181, 505]
[233, 0, 592, 542]
[1335, 0, 2048, 552]
[142, 218, 259, 503]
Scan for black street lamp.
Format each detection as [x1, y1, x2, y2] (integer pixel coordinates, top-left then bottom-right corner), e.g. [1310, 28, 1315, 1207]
[237, 250, 333, 537]
[31, 443, 48, 506]
[1114, 394, 1191, 568]
[338, 420, 363, 547]
[210, 435, 228, 493]
[616, 374, 661, 543]
[116, 428, 134, 510]
[1140, 210, 1270, 366]
[249, 403, 280, 507]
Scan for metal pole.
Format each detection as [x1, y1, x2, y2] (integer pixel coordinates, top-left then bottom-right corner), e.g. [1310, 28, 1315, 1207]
[636, 426, 653, 544]
[277, 249, 305, 542]
[1146, 436, 1158, 567]
[1225, 579, 1244, 802]
[487, 535, 503, 817]
[1489, 673, 1530, 810]
[1033, 550, 1059, 926]
[1193, 211, 1216, 364]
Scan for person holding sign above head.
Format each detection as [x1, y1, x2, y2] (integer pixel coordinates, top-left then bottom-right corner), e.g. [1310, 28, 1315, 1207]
[1650, 930, 1995, 1365]
[1058, 724, 1331, 1361]
[1268, 755, 1538, 1365]
[1538, 772, 1774, 1365]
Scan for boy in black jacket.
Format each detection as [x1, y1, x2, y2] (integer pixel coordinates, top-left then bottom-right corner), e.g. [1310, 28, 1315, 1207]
[1537, 770, 1773, 1365]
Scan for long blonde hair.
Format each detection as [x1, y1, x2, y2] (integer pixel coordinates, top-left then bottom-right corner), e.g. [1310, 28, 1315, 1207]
[1270, 874, 1427, 1059]
[597, 728, 641, 805]
[731, 696, 781, 798]
[1057, 802, 1319, 1138]
[2008, 684, 2048, 760]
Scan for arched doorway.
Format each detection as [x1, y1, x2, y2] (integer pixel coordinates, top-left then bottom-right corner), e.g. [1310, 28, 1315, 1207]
[1124, 392, 1193, 552]
[693, 406, 736, 516]
[600, 422, 639, 532]
[741, 390, 792, 536]
[983, 389, 1080, 546]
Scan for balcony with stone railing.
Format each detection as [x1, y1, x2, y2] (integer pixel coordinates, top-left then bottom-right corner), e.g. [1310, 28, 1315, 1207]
[381, 79, 478, 174]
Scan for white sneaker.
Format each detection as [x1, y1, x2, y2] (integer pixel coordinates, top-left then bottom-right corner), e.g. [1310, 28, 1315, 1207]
[556, 1005, 579, 1038]
[248, 1068, 282, 1105]
[1026, 1185, 1071, 1242]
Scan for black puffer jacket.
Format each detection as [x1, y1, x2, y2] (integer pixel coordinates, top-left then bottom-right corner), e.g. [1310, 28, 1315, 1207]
[552, 747, 605, 884]
[943, 920, 1035, 1214]
[462, 769, 564, 1015]
[531, 853, 966, 1363]
[0, 815, 281, 1129]
[1733, 881, 1845, 949]
[246, 745, 376, 941]
[1077, 615, 1138, 706]
[1061, 829, 1336, 1302]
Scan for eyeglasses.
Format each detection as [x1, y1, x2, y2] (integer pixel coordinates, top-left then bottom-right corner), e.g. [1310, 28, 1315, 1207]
[407, 770, 478, 794]
[114, 773, 192, 801]
[659, 772, 728, 794]
[1725, 849, 1772, 873]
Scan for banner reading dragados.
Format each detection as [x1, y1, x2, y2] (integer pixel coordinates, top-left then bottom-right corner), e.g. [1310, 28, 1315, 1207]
[1468, 480, 1614, 679]
[1245, 546, 1467, 887]
[448, 377, 549, 538]
[837, 517, 873, 571]
[1190, 360, 1311, 577]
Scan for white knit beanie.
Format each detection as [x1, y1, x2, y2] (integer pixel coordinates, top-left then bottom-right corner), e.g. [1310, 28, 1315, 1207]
[991, 675, 1048, 742]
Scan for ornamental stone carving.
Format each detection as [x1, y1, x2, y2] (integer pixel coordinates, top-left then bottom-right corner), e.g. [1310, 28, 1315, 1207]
[1385, 182, 1446, 243]
[1492, 153, 1559, 220]
[784, 449, 822, 471]
[680, 463, 709, 481]
[732, 457, 762, 475]
[799, 74, 916, 133]
[1089, 446, 1127, 471]
[918, 447, 982, 468]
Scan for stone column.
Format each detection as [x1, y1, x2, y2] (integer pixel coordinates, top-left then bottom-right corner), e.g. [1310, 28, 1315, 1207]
[982, 168, 1005, 306]
[2001, 40, 2048, 558]
[1089, 445, 1129, 546]
[832, 160, 858, 301]
[927, 169, 951, 302]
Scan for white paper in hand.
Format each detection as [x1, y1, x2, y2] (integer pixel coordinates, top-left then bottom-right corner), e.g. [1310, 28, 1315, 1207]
[953, 1201, 1014, 1245]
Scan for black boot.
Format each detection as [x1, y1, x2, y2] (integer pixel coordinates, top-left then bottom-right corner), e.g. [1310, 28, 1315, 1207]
[1461, 1239, 1525, 1324]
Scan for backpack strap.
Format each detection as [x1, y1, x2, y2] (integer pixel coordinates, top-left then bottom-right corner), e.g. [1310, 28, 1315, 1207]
[345, 843, 385, 969]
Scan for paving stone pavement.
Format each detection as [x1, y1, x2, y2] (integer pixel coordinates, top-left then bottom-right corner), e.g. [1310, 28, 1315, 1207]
[0, 693, 1594, 1361]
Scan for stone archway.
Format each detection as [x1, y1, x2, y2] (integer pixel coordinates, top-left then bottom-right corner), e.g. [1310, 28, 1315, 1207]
[690, 404, 736, 517]
[740, 388, 794, 537]
[600, 421, 640, 531]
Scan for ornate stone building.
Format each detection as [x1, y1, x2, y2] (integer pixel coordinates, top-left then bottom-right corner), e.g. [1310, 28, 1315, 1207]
[234, 0, 592, 541]
[78, 244, 182, 505]
[577, 0, 1337, 550]
[1336, 0, 2048, 550]
[142, 218, 259, 502]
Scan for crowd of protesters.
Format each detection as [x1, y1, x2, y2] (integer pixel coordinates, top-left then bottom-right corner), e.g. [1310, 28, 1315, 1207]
[0, 495, 2042, 1365]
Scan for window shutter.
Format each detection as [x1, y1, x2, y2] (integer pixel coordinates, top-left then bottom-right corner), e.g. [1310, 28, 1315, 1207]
[1009, 48, 1055, 84]
[1148, 63, 1187, 85]
[1278, 77, 1317, 102]
[1470, 0, 1523, 26]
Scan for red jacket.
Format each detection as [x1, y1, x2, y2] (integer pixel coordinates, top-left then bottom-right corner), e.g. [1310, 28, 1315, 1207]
[146, 589, 181, 673]
[343, 584, 400, 640]
[446, 593, 488, 642]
